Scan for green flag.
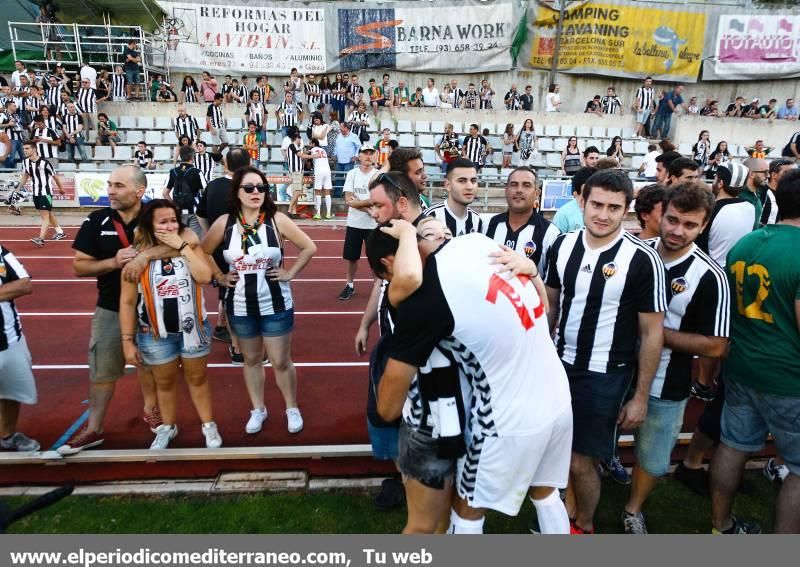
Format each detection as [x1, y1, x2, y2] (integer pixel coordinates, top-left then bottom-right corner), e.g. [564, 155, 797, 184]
[510, 9, 529, 64]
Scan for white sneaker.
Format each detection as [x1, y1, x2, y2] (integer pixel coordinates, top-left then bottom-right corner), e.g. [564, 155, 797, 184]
[286, 408, 304, 434]
[150, 424, 178, 450]
[245, 407, 268, 434]
[202, 422, 223, 449]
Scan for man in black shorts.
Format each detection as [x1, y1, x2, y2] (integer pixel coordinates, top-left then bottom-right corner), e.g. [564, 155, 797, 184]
[339, 145, 377, 301]
[19, 140, 66, 246]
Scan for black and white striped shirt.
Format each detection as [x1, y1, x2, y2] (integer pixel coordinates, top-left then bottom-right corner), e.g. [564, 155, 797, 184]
[135, 149, 153, 168]
[55, 101, 69, 120]
[111, 74, 127, 99]
[245, 102, 266, 128]
[504, 90, 521, 110]
[206, 104, 224, 129]
[462, 135, 488, 165]
[601, 95, 623, 115]
[277, 101, 302, 127]
[221, 216, 293, 317]
[451, 88, 464, 109]
[45, 83, 64, 106]
[175, 114, 199, 141]
[62, 112, 83, 136]
[761, 189, 779, 226]
[635, 86, 654, 112]
[194, 152, 215, 182]
[332, 81, 346, 102]
[25, 96, 43, 117]
[286, 142, 303, 173]
[182, 84, 198, 103]
[546, 229, 668, 373]
[76, 88, 97, 114]
[347, 111, 369, 137]
[42, 115, 60, 132]
[305, 82, 321, 108]
[484, 211, 560, 277]
[13, 87, 30, 111]
[0, 246, 28, 352]
[221, 83, 234, 96]
[23, 157, 57, 196]
[252, 86, 269, 104]
[33, 127, 59, 158]
[235, 85, 248, 101]
[347, 84, 363, 105]
[426, 201, 483, 237]
[463, 90, 479, 110]
[644, 239, 729, 401]
[0, 112, 23, 140]
[479, 87, 493, 109]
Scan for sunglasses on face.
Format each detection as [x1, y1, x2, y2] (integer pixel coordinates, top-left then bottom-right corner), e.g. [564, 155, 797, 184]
[241, 183, 269, 194]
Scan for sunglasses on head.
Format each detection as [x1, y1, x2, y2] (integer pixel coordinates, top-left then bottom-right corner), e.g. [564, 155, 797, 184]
[375, 173, 401, 192]
[241, 183, 269, 194]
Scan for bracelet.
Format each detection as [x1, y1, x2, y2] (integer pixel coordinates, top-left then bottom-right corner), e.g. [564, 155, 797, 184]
[178, 241, 188, 252]
[121, 333, 134, 339]
[121, 336, 135, 342]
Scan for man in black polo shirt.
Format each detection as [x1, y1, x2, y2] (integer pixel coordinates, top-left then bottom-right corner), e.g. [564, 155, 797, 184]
[163, 145, 206, 237]
[197, 148, 251, 360]
[57, 165, 199, 455]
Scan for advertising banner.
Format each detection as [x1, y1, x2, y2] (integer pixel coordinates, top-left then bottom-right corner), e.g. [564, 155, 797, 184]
[0, 173, 77, 208]
[703, 15, 800, 80]
[75, 172, 169, 207]
[156, 1, 327, 74]
[329, 0, 516, 73]
[527, 2, 706, 83]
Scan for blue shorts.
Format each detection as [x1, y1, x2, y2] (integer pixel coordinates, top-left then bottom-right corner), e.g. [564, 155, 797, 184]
[397, 421, 455, 490]
[721, 379, 800, 476]
[137, 320, 211, 366]
[634, 397, 688, 476]
[228, 308, 294, 339]
[125, 68, 140, 85]
[566, 363, 634, 460]
[367, 418, 399, 461]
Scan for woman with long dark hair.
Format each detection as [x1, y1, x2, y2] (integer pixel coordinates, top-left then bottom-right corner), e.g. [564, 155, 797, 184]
[515, 118, 538, 167]
[180, 75, 200, 104]
[120, 199, 219, 450]
[707, 140, 731, 181]
[201, 167, 316, 436]
[318, 75, 332, 120]
[561, 136, 583, 176]
[606, 136, 624, 161]
[692, 130, 711, 172]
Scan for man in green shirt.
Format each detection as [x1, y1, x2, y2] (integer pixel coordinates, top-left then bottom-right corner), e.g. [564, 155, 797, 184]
[710, 168, 800, 535]
[741, 157, 769, 229]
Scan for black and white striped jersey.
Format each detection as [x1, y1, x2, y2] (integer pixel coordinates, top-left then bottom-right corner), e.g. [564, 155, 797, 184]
[635, 86, 654, 112]
[0, 112, 23, 140]
[347, 83, 363, 105]
[13, 87, 30, 111]
[135, 149, 153, 168]
[504, 90, 521, 110]
[111, 74, 126, 99]
[451, 88, 464, 109]
[22, 157, 57, 196]
[206, 104, 224, 129]
[0, 246, 28, 352]
[277, 101, 302, 127]
[62, 113, 83, 136]
[347, 111, 369, 137]
[25, 96, 43, 116]
[479, 87, 493, 109]
[304, 82, 320, 108]
[221, 216, 293, 317]
[76, 87, 96, 113]
[643, 238, 730, 401]
[55, 101, 68, 120]
[42, 115, 61, 132]
[401, 345, 463, 440]
[546, 229, 668, 373]
[45, 83, 64, 106]
[761, 188, 778, 226]
[463, 90, 479, 110]
[483, 211, 560, 276]
[425, 201, 483, 237]
[235, 85, 248, 101]
[251, 85, 269, 104]
[33, 127, 59, 158]
[193, 152, 215, 182]
[220, 83, 234, 96]
[332, 81, 346, 102]
[601, 95, 623, 114]
[175, 114, 199, 141]
[286, 142, 303, 172]
[462, 135, 487, 165]
[245, 102, 266, 128]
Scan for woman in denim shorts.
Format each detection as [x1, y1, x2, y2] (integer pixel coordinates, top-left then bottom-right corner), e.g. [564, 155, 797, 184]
[202, 167, 317, 436]
[120, 200, 221, 451]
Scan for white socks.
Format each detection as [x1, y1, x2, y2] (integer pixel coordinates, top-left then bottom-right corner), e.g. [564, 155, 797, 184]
[447, 509, 484, 534]
[315, 195, 322, 215]
[325, 195, 332, 216]
[531, 490, 570, 534]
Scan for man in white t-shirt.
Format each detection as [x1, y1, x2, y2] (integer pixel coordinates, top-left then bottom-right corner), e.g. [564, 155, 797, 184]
[639, 144, 659, 180]
[421, 78, 440, 108]
[373, 232, 573, 534]
[339, 145, 378, 300]
[80, 62, 97, 89]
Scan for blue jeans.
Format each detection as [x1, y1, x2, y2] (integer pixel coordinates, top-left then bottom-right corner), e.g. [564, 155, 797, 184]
[136, 320, 212, 366]
[651, 112, 673, 139]
[228, 308, 295, 339]
[66, 136, 88, 161]
[7, 140, 23, 166]
[334, 162, 354, 198]
[634, 397, 688, 476]
[331, 99, 345, 123]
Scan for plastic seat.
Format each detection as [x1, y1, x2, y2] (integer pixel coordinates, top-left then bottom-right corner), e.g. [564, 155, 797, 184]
[591, 126, 606, 138]
[93, 146, 113, 160]
[396, 119, 413, 132]
[136, 116, 154, 130]
[537, 138, 554, 152]
[111, 146, 132, 161]
[544, 125, 560, 137]
[575, 126, 591, 138]
[415, 120, 431, 133]
[145, 130, 162, 145]
[153, 146, 172, 162]
[418, 134, 436, 148]
[118, 116, 136, 129]
[398, 133, 415, 147]
[554, 138, 568, 151]
[155, 116, 173, 130]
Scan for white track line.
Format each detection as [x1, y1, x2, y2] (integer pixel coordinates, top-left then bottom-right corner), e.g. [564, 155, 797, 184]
[21, 311, 364, 316]
[32, 278, 375, 283]
[32, 362, 368, 370]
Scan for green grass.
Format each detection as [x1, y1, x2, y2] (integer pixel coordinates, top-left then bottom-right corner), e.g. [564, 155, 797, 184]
[5, 472, 776, 534]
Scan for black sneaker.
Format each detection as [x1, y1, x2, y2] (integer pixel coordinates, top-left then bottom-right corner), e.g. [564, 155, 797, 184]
[712, 515, 762, 534]
[674, 462, 709, 497]
[229, 345, 244, 366]
[213, 326, 232, 343]
[374, 476, 405, 511]
[338, 285, 355, 301]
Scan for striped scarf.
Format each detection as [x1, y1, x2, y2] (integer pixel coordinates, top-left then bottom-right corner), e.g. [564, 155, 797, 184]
[239, 211, 265, 253]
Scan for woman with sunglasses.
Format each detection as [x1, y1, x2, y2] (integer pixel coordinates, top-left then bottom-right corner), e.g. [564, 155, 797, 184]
[202, 167, 316, 436]
[120, 200, 220, 450]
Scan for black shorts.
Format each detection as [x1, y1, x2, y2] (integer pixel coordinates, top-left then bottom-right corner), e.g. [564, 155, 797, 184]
[566, 363, 634, 460]
[342, 226, 372, 261]
[397, 421, 455, 490]
[697, 379, 724, 443]
[33, 194, 53, 211]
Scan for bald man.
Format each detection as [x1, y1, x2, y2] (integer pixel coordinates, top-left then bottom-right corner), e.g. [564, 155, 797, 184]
[742, 157, 769, 229]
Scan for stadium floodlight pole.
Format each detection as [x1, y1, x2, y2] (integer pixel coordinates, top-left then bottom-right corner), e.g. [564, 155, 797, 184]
[548, 0, 568, 87]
